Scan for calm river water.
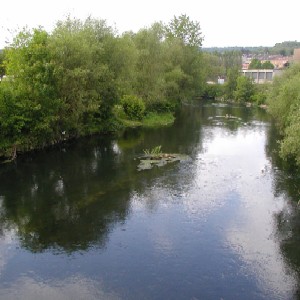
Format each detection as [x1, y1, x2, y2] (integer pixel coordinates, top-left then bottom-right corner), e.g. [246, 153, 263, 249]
[0, 102, 300, 300]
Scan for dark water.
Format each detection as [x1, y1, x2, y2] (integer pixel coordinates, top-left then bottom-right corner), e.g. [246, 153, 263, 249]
[0, 102, 300, 300]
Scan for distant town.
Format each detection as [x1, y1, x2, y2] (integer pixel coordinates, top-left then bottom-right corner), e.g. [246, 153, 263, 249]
[203, 41, 300, 84]
[239, 48, 300, 83]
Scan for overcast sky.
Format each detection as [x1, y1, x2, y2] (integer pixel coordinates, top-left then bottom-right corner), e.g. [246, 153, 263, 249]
[1, 0, 299, 49]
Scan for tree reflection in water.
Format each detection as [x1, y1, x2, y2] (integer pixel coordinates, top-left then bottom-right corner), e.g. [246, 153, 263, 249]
[266, 122, 300, 299]
[0, 137, 134, 253]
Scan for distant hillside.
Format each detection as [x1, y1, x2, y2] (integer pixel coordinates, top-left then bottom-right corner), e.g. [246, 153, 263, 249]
[202, 46, 265, 54]
[203, 41, 300, 56]
[272, 41, 300, 56]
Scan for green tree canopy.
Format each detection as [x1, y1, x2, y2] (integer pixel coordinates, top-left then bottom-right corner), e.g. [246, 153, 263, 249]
[0, 15, 207, 158]
[248, 58, 262, 69]
[165, 14, 203, 48]
[2, 28, 63, 151]
[267, 63, 300, 165]
[234, 76, 255, 102]
[261, 60, 274, 69]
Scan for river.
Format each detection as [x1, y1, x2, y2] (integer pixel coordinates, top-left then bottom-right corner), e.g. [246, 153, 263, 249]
[0, 102, 300, 300]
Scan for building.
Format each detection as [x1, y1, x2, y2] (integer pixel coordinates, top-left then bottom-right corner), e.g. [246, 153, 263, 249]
[264, 56, 290, 69]
[240, 69, 283, 84]
[293, 48, 300, 62]
[242, 54, 291, 70]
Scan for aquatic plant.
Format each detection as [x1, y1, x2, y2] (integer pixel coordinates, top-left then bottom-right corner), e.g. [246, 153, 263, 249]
[143, 145, 162, 156]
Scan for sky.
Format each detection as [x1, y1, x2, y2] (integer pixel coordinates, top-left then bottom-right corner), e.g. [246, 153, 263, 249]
[0, 0, 299, 49]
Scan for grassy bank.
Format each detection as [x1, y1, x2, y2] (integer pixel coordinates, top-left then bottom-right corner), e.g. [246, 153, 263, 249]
[113, 105, 175, 128]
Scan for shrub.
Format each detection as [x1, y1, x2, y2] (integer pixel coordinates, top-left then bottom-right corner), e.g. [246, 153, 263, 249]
[146, 99, 176, 113]
[233, 76, 255, 103]
[121, 95, 145, 121]
[202, 84, 224, 99]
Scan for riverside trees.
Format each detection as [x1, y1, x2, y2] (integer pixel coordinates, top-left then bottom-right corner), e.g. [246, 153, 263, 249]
[267, 63, 300, 166]
[0, 15, 205, 158]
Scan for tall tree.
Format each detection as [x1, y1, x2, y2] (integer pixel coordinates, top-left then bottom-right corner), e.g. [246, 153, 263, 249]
[224, 67, 240, 100]
[132, 24, 166, 106]
[166, 14, 203, 48]
[234, 76, 254, 102]
[49, 17, 118, 134]
[223, 50, 242, 73]
[3, 28, 63, 151]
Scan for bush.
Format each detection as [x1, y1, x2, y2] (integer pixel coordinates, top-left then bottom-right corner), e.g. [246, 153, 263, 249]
[233, 76, 255, 103]
[121, 95, 145, 120]
[146, 99, 176, 113]
[202, 84, 224, 99]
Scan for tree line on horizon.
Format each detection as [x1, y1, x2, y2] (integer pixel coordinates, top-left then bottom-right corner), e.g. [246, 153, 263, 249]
[203, 40, 300, 56]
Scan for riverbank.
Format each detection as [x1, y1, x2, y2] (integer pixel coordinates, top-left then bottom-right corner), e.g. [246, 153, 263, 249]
[0, 107, 176, 164]
[113, 105, 175, 128]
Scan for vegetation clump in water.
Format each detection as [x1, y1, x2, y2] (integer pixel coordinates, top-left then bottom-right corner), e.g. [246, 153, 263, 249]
[137, 146, 190, 171]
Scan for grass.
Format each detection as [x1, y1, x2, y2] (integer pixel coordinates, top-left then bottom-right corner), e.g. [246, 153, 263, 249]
[143, 145, 162, 156]
[113, 105, 175, 128]
[142, 112, 175, 127]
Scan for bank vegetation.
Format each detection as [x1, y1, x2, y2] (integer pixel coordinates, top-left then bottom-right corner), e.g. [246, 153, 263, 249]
[0, 15, 204, 159]
[267, 63, 300, 166]
[1, 15, 299, 167]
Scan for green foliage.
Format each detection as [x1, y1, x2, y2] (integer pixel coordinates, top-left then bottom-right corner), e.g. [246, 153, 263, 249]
[3, 28, 64, 150]
[267, 63, 300, 131]
[249, 58, 262, 69]
[261, 61, 274, 69]
[202, 84, 224, 99]
[143, 145, 162, 156]
[249, 59, 274, 69]
[204, 51, 243, 100]
[223, 51, 242, 73]
[280, 106, 300, 164]
[146, 98, 176, 113]
[267, 63, 300, 166]
[0, 14, 207, 157]
[132, 25, 166, 104]
[202, 52, 226, 82]
[234, 76, 255, 102]
[224, 67, 239, 100]
[165, 14, 203, 48]
[49, 17, 118, 134]
[272, 41, 300, 56]
[121, 95, 145, 120]
[251, 90, 267, 105]
[251, 83, 269, 105]
[142, 112, 175, 127]
[113, 105, 174, 128]
[129, 20, 205, 105]
[0, 50, 5, 79]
